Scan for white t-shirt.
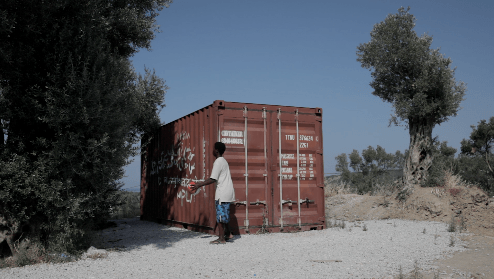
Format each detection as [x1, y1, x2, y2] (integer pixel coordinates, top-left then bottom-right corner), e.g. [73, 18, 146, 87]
[210, 157, 235, 203]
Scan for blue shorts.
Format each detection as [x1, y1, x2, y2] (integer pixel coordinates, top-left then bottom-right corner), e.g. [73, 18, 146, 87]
[215, 200, 231, 223]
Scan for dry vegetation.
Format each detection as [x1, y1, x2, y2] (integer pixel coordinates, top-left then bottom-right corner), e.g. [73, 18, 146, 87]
[325, 170, 494, 278]
[325, 171, 493, 236]
[0, 190, 139, 268]
[110, 191, 140, 220]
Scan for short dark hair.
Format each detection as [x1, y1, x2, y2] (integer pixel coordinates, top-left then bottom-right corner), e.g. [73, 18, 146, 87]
[215, 142, 226, 155]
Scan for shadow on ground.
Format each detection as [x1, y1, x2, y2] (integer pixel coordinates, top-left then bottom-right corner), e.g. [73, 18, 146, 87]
[91, 217, 241, 253]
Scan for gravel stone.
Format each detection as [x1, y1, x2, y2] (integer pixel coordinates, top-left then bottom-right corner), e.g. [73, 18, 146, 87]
[0, 218, 466, 278]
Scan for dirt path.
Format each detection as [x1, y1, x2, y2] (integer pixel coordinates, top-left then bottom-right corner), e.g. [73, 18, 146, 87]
[424, 235, 494, 278]
[325, 184, 494, 278]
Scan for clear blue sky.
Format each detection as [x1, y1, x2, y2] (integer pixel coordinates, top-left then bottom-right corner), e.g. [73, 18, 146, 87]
[121, 0, 494, 191]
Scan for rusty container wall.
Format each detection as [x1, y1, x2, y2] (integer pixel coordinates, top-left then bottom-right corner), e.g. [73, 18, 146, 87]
[141, 100, 325, 234]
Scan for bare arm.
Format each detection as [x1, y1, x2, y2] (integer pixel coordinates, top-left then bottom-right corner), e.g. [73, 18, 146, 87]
[191, 178, 216, 190]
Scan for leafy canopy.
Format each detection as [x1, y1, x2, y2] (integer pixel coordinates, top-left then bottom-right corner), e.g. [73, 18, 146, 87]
[0, 0, 171, 252]
[356, 7, 465, 127]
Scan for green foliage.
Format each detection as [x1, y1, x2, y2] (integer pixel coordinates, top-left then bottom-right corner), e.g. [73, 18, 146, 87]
[0, 0, 171, 254]
[335, 145, 402, 194]
[335, 153, 351, 182]
[111, 191, 141, 219]
[457, 155, 492, 194]
[356, 7, 465, 128]
[459, 117, 494, 194]
[422, 139, 457, 187]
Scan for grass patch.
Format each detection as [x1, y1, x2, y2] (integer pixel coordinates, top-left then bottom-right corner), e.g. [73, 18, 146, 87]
[447, 216, 456, 232]
[327, 219, 346, 229]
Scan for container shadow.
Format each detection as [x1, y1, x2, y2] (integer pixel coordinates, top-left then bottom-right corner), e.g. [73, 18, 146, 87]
[93, 217, 207, 252]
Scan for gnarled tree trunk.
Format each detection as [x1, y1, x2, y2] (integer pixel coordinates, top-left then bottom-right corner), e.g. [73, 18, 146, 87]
[402, 118, 434, 196]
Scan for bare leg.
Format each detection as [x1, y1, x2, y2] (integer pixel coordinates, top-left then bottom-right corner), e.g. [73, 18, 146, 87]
[224, 223, 231, 240]
[210, 222, 227, 244]
[218, 222, 226, 242]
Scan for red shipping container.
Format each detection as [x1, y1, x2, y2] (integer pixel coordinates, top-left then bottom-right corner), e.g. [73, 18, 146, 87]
[140, 100, 325, 234]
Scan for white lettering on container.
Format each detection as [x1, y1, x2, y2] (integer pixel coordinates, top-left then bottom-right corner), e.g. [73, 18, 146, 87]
[300, 135, 313, 141]
[282, 167, 293, 173]
[281, 154, 295, 159]
[221, 138, 244, 145]
[221, 130, 243, 137]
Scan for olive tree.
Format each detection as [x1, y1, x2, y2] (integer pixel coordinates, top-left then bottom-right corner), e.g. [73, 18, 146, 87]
[356, 7, 466, 195]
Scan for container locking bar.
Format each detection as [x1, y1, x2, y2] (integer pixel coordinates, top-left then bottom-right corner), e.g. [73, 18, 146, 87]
[235, 201, 247, 206]
[243, 106, 249, 232]
[278, 108, 283, 229]
[299, 198, 315, 204]
[249, 199, 267, 206]
[281, 199, 298, 206]
[295, 109, 301, 228]
[281, 198, 314, 205]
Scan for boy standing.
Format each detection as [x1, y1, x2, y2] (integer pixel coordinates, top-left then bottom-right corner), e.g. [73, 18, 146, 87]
[190, 142, 235, 244]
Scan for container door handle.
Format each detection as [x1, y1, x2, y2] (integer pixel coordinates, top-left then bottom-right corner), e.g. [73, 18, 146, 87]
[235, 201, 247, 206]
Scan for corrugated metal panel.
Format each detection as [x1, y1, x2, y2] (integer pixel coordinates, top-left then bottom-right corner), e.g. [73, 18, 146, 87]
[141, 100, 325, 234]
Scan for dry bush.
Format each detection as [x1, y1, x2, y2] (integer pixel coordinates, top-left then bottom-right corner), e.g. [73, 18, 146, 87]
[87, 252, 108, 260]
[324, 176, 354, 197]
[428, 170, 478, 199]
[0, 238, 47, 268]
[325, 174, 399, 197]
[370, 181, 399, 196]
[443, 170, 476, 189]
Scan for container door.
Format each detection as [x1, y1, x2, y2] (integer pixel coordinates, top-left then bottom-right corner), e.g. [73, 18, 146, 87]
[219, 107, 269, 234]
[272, 109, 324, 230]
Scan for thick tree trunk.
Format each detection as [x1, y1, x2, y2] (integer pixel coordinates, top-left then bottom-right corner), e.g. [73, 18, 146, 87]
[402, 119, 434, 196]
[0, 217, 17, 257]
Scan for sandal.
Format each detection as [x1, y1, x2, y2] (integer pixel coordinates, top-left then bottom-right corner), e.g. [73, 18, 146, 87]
[209, 239, 226, 244]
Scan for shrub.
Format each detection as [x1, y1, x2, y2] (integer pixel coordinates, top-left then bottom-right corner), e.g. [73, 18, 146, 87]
[110, 191, 141, 219]
[447, 216, 456, 232]
[324, 176, 353, 196]
[456, 155, 493, 195]
[422, 140, 457, 188]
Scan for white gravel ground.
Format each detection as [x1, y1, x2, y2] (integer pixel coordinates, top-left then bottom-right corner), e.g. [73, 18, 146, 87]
[0, 217, 466, 278]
